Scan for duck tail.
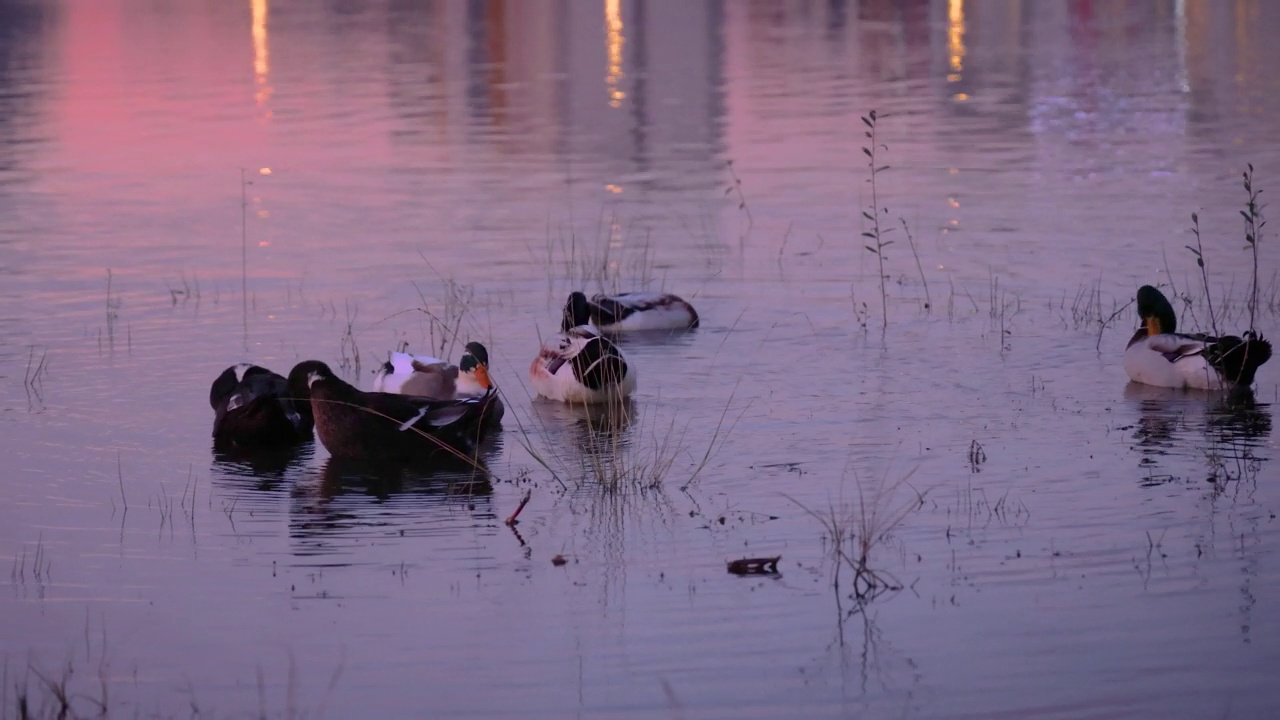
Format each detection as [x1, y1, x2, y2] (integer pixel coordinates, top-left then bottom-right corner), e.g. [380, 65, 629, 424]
[1213, 332, 1273, 386]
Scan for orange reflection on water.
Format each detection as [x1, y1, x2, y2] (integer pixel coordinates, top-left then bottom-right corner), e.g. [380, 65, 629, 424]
[252, 0, 272, 113]
[948, 0, 966, 76]
[605, 0, 626, 108]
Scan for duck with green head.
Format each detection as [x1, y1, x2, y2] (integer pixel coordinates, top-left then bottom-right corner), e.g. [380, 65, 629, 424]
[372, 342, 503, 429]
[1123, 285, 1271, 390]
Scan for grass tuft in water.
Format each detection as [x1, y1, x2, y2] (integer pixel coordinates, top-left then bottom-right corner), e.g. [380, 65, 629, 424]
[1178, 165, 1268, 333]
[859, 109, 893, 330]
[337, 300, 361, 378]
[724, 159, 754, 243]
[1186, 211, 1220, 336]
[513, 388, 741, 496]
[538, 210, 660, 297]
[784, 462, 926, 603]
[1241, 163, 1265, 333]
[900, 216, 931, 312]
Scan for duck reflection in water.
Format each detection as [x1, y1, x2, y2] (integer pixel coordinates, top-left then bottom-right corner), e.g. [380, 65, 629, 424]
[1124, 383, 1272, 483]
[211, 442, 315, 492]
[288, 457, 496, 547]
[310, 454, 494, 502]
[528, 396, 637, 475]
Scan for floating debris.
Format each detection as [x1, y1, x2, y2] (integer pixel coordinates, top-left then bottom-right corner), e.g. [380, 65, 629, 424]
[506, 490, 532, 526]
[726, 556, 780, 575]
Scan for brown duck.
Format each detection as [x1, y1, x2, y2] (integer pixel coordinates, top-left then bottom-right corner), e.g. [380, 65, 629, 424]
[287, 360, 499, 462]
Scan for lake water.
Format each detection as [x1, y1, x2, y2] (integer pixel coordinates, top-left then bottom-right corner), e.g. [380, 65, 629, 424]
[3, 0, 1280, 717]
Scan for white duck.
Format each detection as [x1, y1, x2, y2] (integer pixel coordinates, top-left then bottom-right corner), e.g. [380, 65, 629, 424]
[561, 291, 699, 333]
[530, 325, 636, 403]
[1123, 285, 1271, 390]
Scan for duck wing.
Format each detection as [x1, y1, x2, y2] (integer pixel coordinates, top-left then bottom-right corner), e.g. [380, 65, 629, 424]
[375, 351, 449, 393]
[1144, 333, 1209, 362]
[570, 334, 630, 390]
[540, 325, 596, 376]
[398, 360, 458, 399]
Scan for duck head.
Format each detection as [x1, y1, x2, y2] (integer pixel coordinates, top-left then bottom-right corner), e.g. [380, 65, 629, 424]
[459, 341, 493, 389]
[1136, 285, 1177, 336]
[286, 360, 337, 398]
[561, 291, 593, 332]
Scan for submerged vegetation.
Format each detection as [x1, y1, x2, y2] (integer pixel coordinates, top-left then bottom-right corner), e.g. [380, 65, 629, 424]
[511, 386, 743, 496]
[784, 462, 927, 605]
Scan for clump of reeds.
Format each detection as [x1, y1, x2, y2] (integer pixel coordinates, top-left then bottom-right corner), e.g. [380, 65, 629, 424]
[337, 300, 361, 377]
[409, 258, 477, 359]
[987, 273, 1019, 352]
[539, 212, 659, 297]
[1183, 164, 1267, 334]
[24, 346, 48, 391]
[512, 387, 741, 495]
[784, 463, 925, 602]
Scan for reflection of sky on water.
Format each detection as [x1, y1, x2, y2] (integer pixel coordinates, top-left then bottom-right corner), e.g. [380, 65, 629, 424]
[0, 1, 1279, 718]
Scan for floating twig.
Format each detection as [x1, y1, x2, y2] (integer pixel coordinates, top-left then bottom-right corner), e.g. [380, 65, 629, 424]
[505, 490, 532, 526]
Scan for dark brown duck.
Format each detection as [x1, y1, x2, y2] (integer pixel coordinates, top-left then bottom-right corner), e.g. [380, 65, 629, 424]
[287, 360, 500, 462]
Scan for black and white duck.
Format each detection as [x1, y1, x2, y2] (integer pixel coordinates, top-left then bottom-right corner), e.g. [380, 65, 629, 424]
[561, 291, 699, 333]
[209, 363, 313, 449]
[529, 324, 636, 404]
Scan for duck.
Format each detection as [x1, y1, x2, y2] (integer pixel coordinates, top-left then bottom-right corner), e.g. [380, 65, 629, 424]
[287, 360, 501, 462]
[561, 291, 699, 333]
[372, 342, 504, 429]
[530, 324, 637, 403]
[374, 342, 493, 397]
[210, 364, 314, 449]
[1123, 285, 1272, 390]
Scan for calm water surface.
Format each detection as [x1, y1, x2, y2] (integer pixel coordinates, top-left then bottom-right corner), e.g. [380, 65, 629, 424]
[2, 1, 1280, 718]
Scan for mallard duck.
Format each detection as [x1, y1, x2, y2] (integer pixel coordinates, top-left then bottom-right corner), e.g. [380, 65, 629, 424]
[530, 325, 636, 403]
[373, 342, 492, 397]
[1124, 285, 1272, 390]
[372, 342, 504, 428]
[561, 291, 699, 332]
[210, 364, 313, 449]
[287, 360, 500, 462]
